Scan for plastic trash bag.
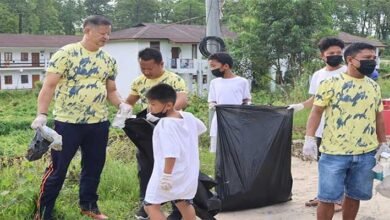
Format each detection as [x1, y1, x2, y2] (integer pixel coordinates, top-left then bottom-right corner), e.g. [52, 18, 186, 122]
[376, 176, 390, 198]
[215, 105, 293, 211]
[26, 126, 62, 161]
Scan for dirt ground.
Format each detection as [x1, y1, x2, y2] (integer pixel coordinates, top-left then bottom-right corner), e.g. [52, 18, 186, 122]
[216, 156, 390, 220]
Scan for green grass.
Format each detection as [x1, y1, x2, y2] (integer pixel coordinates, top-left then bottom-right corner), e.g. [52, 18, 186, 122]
[1, 76, 390, 219]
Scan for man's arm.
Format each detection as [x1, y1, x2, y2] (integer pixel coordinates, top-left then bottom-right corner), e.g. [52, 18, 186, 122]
[175, 92, 188, 110]
[37, 73, 61, 114]
[302, 96, 315, 109]
[106, 79, 122, 107]
[376, 111, 387, 143]
[125, 94, 140, 106]
[306, 105, 325, 136]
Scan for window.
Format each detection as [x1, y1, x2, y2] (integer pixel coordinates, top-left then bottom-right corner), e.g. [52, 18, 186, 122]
[21, 75, 29, 84]
[4, 52, 12, 61]
[192, 44, 198, 59]
[21, 52, 28, 61]
[50, 52, 55, 58]
[4, 75, 12, 84]
[150, 41, 160, 51]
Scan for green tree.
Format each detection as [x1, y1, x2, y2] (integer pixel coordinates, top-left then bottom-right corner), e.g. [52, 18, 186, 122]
[112, 0, 158, 30]
[84, 0, 113, 16]
[34, 0, 64, 34]
[171, 0, 205, 24]
[0, 3, 18, 33]
[224, 0, 334, 86]
[56, 0, 85, 35]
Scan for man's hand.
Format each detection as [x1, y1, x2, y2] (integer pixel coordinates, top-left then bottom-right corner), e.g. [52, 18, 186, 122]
[160, 173, 173, 191]
[303, 136, 318, 160]
[287, 103, 304, 113]
[31, 114, 47, 129]
[376, 142, 390, 161]
[119, 102, 132, 118]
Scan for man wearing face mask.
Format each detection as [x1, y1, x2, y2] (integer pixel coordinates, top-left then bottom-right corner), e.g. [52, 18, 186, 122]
[125, 48, 188, 220]
[288, 37, 346, 210]
[207, 52, 251, 152]
[304, 42, 390, 219]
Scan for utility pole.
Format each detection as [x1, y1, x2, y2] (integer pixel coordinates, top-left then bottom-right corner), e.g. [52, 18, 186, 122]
[205, 0, 222, 128]
[206, 0, 222, 55]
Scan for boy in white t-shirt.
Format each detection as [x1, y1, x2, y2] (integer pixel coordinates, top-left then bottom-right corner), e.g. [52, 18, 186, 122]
[208, 52, 252, 152]
[288, 37, 346, 210]
[143, 83, 207, 220]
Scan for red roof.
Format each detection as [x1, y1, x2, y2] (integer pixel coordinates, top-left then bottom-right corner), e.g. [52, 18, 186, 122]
[110, 23, 236, 43]
[337, 32, 386, 47]
[0, 34, 81, 48]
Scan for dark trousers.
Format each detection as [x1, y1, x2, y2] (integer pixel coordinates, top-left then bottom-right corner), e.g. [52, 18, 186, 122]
[36, 121, 109, 219]
[136, 149, 154, 200]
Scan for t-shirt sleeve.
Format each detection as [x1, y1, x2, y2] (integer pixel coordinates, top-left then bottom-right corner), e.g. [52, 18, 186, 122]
[308, 73, 318, 95]
[173, 76, 187, 93]
[108, 57, 118, 81]
[46, 49, 69, 76]
[313, 79, 333, 107]
[130, 77, 140, 96]
[376, 85, 384, 112]
[157, 121, 181, 158]
[243, 79, 251, 100]
[195, 117, 207, 135]
[208, 80, 216, 102]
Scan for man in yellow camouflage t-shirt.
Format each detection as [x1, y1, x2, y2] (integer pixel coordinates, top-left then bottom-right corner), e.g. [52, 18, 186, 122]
[304, 42, 390, 219]
[31, 15, 131, 220]
[125, 48, 188, 220]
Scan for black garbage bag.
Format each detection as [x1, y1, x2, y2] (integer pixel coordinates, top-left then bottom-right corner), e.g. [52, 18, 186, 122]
[193, 173, 221, 220]
[123, 111, 221, 218]
[215, 105, 293, 211]
[26, 129, 52, 161]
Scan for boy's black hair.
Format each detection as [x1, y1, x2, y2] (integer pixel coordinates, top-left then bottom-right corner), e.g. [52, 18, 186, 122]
[146, 83, 177, 104]
[344, 42, 376, 64]
[83, 15, 111, 28]
[138, 48, 163, 63]
[208, 52, 233, 68]
[318, 37, 345, 53]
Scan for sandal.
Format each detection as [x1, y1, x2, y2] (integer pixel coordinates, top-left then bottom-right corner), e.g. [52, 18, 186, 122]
[305, 197, 319, 207]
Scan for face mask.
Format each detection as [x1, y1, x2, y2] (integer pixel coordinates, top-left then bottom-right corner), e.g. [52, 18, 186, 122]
[354, 59, 376, 76]
[326, 55, 343, 67]
[151, 111, 167, 118]
[146, 112, 160, 122]
[211, 68, 224, 77]
[150, 105, 168, 119]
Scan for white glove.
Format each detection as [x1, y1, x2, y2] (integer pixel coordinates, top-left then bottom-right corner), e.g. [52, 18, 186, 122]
[209, 102, 216, 110]
[31, 114, 47, 129]
[160, 173, 173, 191]
[303, 136, 318, 160]
[119, 102, 133, 119]
[376, 142, 390, 161]
[287, 103, 304, 113]
[39, 126, 62, 151]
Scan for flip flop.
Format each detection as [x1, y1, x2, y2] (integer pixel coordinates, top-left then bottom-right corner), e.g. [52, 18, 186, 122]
[305, 197, 319, 207]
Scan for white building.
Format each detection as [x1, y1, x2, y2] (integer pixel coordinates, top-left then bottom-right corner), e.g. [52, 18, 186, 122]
[0, 23, 235, 98]
[0, 34, 81, 90]
[106, 23, 234, 97]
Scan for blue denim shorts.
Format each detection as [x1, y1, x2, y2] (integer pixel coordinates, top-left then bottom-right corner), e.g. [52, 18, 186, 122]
[317, 150, 376, 203]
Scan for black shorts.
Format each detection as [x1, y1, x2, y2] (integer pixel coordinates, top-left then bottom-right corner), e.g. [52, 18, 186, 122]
[143, 199, 193, 206]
